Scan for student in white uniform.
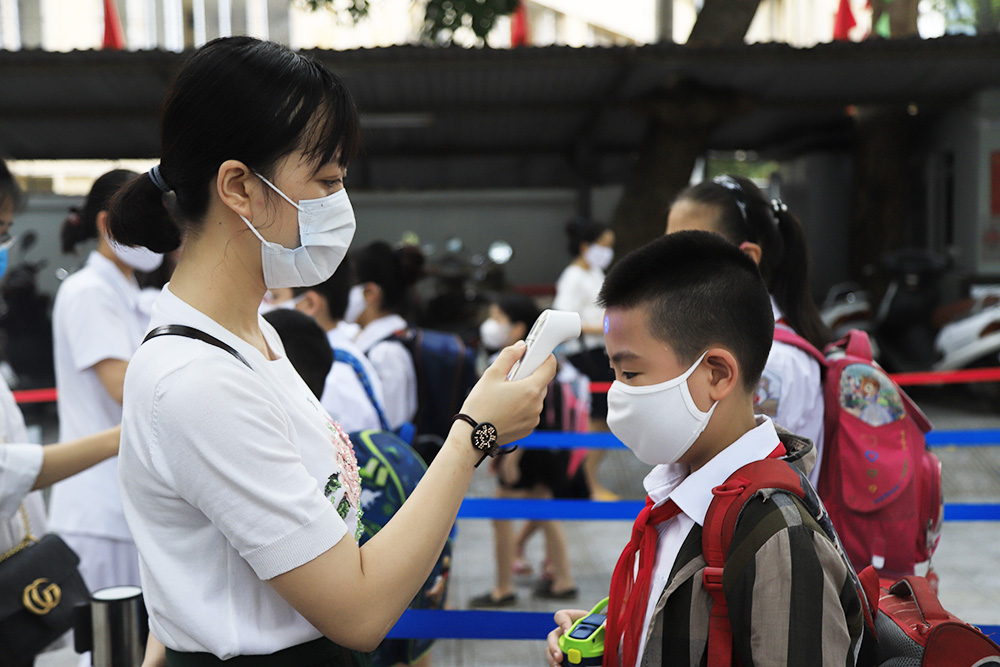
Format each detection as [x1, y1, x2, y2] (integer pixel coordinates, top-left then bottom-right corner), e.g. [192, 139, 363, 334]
[292, 256, 389, 433]
[347, 241, 419, 431]
[48, 169, 164, 594]
[666, 174, 832, 484]
[0, 159, 122, 667]
[106, 37, 554, 665]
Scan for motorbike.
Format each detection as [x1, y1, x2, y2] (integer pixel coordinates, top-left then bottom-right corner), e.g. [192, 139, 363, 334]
[820, 281, 875, 341]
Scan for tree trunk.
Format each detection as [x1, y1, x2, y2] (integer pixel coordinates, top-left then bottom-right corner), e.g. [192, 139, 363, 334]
[687, 0, 762, 45]
[610, 84, 754, 257]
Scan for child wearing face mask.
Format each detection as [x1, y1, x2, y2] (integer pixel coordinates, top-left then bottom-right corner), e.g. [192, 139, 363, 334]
[553, 218, 618, 501]
[48, 169, 165, 603]
[546, 231, 864, 667]
[470, 294, 578, 608]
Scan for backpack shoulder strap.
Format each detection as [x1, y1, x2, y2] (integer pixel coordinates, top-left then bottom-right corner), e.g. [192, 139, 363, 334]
[773, 323, 827, 367]
[143, 324, 251, 369]
[701, 454, 806, 667]
[333, 347, 392, 431]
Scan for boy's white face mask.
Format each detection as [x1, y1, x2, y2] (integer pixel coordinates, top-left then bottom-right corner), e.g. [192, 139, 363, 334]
[606, 351, 717, 466]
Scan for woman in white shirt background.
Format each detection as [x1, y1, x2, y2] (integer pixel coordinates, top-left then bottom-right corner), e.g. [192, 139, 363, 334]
[0, 158, 122, 667]
[347, 241, 420, 433]
[552, 219, 618, 500]
[666, 174, 832, 484]
[47, 169, 163, 595]
[106, 36, 553, 665]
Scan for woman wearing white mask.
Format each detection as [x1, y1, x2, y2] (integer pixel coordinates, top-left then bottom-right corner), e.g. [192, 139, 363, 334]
[49, 169, 164, 597]
[552, 218, 617, 500]
[107, 37, 553, 666]
[345, 241, 419, 432]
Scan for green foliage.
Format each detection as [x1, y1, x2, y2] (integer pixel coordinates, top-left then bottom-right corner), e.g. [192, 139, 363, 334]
[301, 0, 520, 43]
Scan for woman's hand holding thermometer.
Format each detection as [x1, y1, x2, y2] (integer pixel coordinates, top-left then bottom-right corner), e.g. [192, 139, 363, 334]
[507, 310, 582, 381]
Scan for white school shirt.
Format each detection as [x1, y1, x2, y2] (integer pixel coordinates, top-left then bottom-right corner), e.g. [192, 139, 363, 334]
[0, 378, 46, 555]
[634, 417, 780, 666]
[48, 251, 150, 541]
[118, 286, 362, 657]
[552, 263, 606, 353]
[755, 297, 825, 485]
[322, 321, 388, 433]
[354, 314, 417, 431]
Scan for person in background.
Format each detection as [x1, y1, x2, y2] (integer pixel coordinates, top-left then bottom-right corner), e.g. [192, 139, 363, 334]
[552, 219, 618, 500]
[262, 308, 334, 401]
[292, 256, 390, 433]
[347, 241, 419, 431]
[0, 157, 123, 667]
[470, 294, 578, 608]
[48, 169, 163, 598]
[666, 174, 832, 484]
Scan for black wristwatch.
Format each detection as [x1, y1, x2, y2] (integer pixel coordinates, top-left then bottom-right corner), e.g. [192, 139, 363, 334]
[453, 413, 507, 467]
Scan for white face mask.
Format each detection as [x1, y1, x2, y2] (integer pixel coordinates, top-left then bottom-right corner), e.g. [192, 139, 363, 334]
[479, 318, 512, 351]
[343, 283, 367, 324]
[108, 237, 164, 273]
[606, 351, 717, 466]
[585, 244, 614, 271]
[240, 172, 356, 289]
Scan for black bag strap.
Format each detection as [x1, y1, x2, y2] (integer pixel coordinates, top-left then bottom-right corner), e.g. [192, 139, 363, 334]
[143, 325, 252, 369]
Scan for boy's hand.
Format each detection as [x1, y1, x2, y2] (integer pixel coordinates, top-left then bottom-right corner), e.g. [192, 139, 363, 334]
[546, 608, 588, 667]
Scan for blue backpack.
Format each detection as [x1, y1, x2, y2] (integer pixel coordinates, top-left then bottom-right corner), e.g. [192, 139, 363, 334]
[350, 429, 453, 666]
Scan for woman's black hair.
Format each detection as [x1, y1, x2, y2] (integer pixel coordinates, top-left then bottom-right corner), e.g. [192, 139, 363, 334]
[0, 158, 24, 212]
[564, 218, 609, 258]
[354, 241, 417, 315]
[495, 292, 540, 332]
[674, 174, 833, 350]
[108, 37, 360, 253]
[62, 169, 137, 254]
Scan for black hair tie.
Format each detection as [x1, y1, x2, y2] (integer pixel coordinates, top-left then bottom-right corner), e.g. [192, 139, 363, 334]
[148, 165, 172, 194]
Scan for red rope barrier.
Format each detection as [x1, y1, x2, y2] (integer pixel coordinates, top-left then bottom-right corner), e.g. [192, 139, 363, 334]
[12, 388, 58, 404]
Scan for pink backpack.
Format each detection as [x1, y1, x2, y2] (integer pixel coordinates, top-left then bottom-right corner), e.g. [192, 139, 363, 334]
[772, 326, 943, 579]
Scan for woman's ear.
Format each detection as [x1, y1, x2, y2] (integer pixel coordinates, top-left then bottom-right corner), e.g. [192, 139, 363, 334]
[738, 241, 763, 266]
[95, 210, 110, 238]
[362, 282, 382, 308]
[216, 160, 256, 221]
[703, 348, 741, 403]
[297, 290, 323, 318]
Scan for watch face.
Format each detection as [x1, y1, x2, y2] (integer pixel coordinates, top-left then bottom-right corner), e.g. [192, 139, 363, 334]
[472, 422, 498, 452]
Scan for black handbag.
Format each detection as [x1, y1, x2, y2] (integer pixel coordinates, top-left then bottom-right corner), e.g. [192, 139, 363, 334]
[0, 504, 90, 665]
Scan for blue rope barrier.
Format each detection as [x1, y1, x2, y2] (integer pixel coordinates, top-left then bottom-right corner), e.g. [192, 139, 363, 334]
[457, 498, 1000, 522]
[515, 429, 1000, 450]
[384, 609, 1000, 643]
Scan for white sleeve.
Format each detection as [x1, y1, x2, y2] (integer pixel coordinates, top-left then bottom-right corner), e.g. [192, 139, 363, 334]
[59, 284, 136, 372]
[147, 357, 348, 580]
[552, 268, 583, 314]
[366, 341, 417, 430]
[0, 444, 43, 523]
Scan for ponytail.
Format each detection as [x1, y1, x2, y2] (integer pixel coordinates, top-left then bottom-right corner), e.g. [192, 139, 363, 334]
[60, 207, 88, 254]
[107, 172, 182, 253]
[64, 168, 142, 254]
[674, 174, 833, 350]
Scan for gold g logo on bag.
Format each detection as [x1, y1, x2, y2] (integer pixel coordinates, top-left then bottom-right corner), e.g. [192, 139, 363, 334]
[23, 578, 61, 615]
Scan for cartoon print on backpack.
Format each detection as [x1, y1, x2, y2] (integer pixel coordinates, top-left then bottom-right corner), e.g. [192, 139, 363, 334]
[838, 364, 905, 427]
[753, 369, 781, 418]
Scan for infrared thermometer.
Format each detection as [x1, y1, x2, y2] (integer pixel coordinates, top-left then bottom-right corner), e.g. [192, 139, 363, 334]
[507, 309, 581, 381]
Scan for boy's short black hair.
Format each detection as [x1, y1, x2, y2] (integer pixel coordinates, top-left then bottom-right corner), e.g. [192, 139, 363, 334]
[598, 231, 773, 391]
[294, 255, 354, 321]
[263, 308, 334, 399]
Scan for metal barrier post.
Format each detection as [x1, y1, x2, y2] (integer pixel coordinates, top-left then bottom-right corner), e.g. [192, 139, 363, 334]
[89, 586, 147, 667]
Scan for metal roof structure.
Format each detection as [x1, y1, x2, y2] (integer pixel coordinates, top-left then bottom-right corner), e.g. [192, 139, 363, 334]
[3, 35, 1000, 189]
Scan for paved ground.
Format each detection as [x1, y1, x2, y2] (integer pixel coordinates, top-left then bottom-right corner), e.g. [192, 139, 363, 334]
[38, 385, 1000, 666]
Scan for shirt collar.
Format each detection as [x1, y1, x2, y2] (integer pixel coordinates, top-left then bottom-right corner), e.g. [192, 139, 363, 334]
[87, 250, 141, 306]
[643, 416, 780, 526]
[355, 314, 408, 351]
[770, 295, 783, 322]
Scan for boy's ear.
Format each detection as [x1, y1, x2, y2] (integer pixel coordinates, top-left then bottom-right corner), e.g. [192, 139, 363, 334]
[298, 290, 323, 318]
[703, 348, 741, 402]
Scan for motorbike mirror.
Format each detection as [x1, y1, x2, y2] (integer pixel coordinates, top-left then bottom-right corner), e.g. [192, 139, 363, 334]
[487, 241, 513, 265]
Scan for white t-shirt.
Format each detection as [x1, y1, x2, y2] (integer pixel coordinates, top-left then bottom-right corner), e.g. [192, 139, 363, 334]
[118, 286, 363, 657]
[755, 298, 825, 484]
[552, 263, 606, 352]
[355, 314, 417, 431]
[634, 417, 780, 665]
[49, 251, 150, 541]
[322, 321, 388, 433]
[0, 379, 46, 555]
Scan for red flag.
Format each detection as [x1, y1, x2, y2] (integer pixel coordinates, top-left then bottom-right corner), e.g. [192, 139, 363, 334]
[833, 0, 857, 41]
[510, 0, 529, 48]
[103, 0, 126, 50]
